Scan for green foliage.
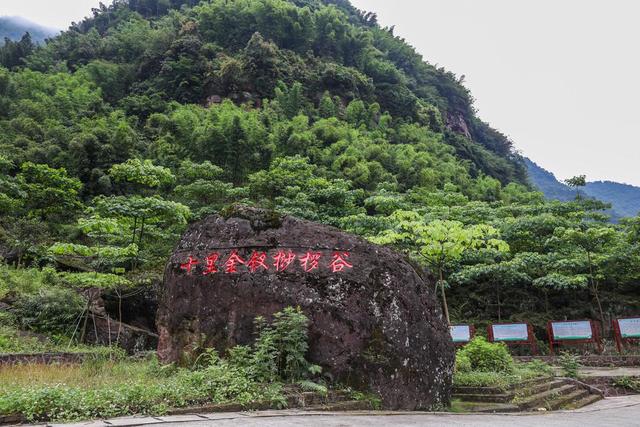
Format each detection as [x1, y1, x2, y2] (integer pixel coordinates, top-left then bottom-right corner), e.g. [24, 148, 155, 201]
[454, 352, 472, 373]
[558, 352, 580, 378]
[250, 306, 318, 382]
[297, 379, 328, 396]
[0, 358, 284, 422]
[0, 326, 43, 353]
[48, 243, 139, 261]
[372, 213, 509, 322]
[17, 162, 82, 220]
[0, 306, 317, 422]
[109, 159, 175, 189]
[12, 287, 85, 335]
[0, 0, 639, 358]
[456, 337, 514, 374]
[57, 272, 133, 289]
[565, 175, 587, 189]
[613, 376, 640, 393]
[453, 361, 552, 390]
[0, 324, 123, 355]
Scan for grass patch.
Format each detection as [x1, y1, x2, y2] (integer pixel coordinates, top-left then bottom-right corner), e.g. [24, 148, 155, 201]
[0, 325, 122, 356]
[0, 355, 285, 422]
[0, 307, 327, 423]
[454, 360, 553, 390]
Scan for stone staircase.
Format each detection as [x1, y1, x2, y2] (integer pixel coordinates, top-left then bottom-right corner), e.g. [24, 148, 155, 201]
[452, 377, 603, 413]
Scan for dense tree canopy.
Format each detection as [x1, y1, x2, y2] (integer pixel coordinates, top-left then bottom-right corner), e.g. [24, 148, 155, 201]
[0, 0, 638, 341]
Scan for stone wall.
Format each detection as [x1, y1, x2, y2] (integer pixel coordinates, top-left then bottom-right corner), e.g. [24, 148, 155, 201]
[0, 352, 90, 365]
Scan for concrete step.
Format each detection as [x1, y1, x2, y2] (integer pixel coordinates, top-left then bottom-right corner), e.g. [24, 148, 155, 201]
[452, 392, 514, 403]
[287, 390, 351, 407]
[563, 393, 603, 410]
[303, 400, 373, 411]
[452, 377, 602, 413]
[454, 378, 569, 404]
[548, 388, 589, 410]
[453, 376, 551, 396]
[516, 384, 578, 410]
[517, 376, 558, 389]
[453, 401, 520, 413]
[517, 379, 569, 397]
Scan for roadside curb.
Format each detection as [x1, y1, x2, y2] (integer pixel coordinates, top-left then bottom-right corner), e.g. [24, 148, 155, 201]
[22, 395, 640, 427]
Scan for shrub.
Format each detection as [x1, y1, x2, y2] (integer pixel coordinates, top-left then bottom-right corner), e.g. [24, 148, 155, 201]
[457, 337, 514, 373]
[250, 306, 320, 382]
[558, 352, 580, 378]
[0, 326, 44, 353]
[455, 352, 472, 373]
[613, 376, 640, 393]
[13, 287, 85, 335]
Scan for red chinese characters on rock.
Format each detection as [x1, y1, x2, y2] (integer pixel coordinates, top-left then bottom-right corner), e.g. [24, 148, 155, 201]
[224, 250, 245, 273]
[247, 251, 269, 273]
[273, 250, 296, 272]
[202, 253, 220, 275]
[179, 249, 354, 275]
[180, 256, 199, 274]
[299, 251, 322, 272]
[329, 252, 353, 273]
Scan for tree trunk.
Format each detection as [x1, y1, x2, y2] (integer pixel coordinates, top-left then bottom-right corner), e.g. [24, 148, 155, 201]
[544, 290, 550, 315]
[439, 268, 450, 325]
[116, 289, 123, 344]
[131, 216, 137, 245]
[497, 283, 502, 322]
[587, 251, 606, 333]
[138, 217, 145, 249]
[79, 301, 91, 343]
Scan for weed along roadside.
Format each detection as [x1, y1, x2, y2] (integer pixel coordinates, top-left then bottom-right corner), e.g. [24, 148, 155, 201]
[0, 307, 378, 424]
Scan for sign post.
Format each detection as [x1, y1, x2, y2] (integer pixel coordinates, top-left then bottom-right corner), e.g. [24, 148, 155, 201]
[450, 324, 475, 346]
[487, 322, 537, 355]
[612, 318, 640, 353]
[547, 320, 602, 355]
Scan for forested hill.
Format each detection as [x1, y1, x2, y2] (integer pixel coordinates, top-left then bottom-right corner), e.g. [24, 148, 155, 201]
[0, 17, 57, 44]
[2, 0, 639, 333]
[0, 0, 526, 189]
[526, 158, 640, 218]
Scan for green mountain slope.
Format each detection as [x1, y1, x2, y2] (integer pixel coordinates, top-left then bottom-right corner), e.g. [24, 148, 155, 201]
[2, 0, 639, 342]
[584, 181, 640, 218]
[526, 158, 640, 218]
[3, 0, 525, 188]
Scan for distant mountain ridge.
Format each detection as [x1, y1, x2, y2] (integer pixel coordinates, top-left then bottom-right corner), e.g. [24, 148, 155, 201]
[0, 17, 58, 44]
[525, 158, 640, 218]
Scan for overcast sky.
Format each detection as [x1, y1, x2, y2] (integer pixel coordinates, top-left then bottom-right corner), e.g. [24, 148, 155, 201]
[1, 0, 638, 186]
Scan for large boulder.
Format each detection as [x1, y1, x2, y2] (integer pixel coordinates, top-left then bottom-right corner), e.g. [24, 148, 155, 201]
[157, 207, 454, 409]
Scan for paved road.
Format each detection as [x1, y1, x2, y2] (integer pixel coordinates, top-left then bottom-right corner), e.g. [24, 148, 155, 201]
[578, 366, 640, 377]
[50, 396, 640, 427]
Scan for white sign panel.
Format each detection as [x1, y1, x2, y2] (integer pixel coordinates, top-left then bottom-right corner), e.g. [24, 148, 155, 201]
[552, 321, 593, 340]
[492, 323, 528, 341]
[618, 318, 640, 338]
[450, 325, 472, 343]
